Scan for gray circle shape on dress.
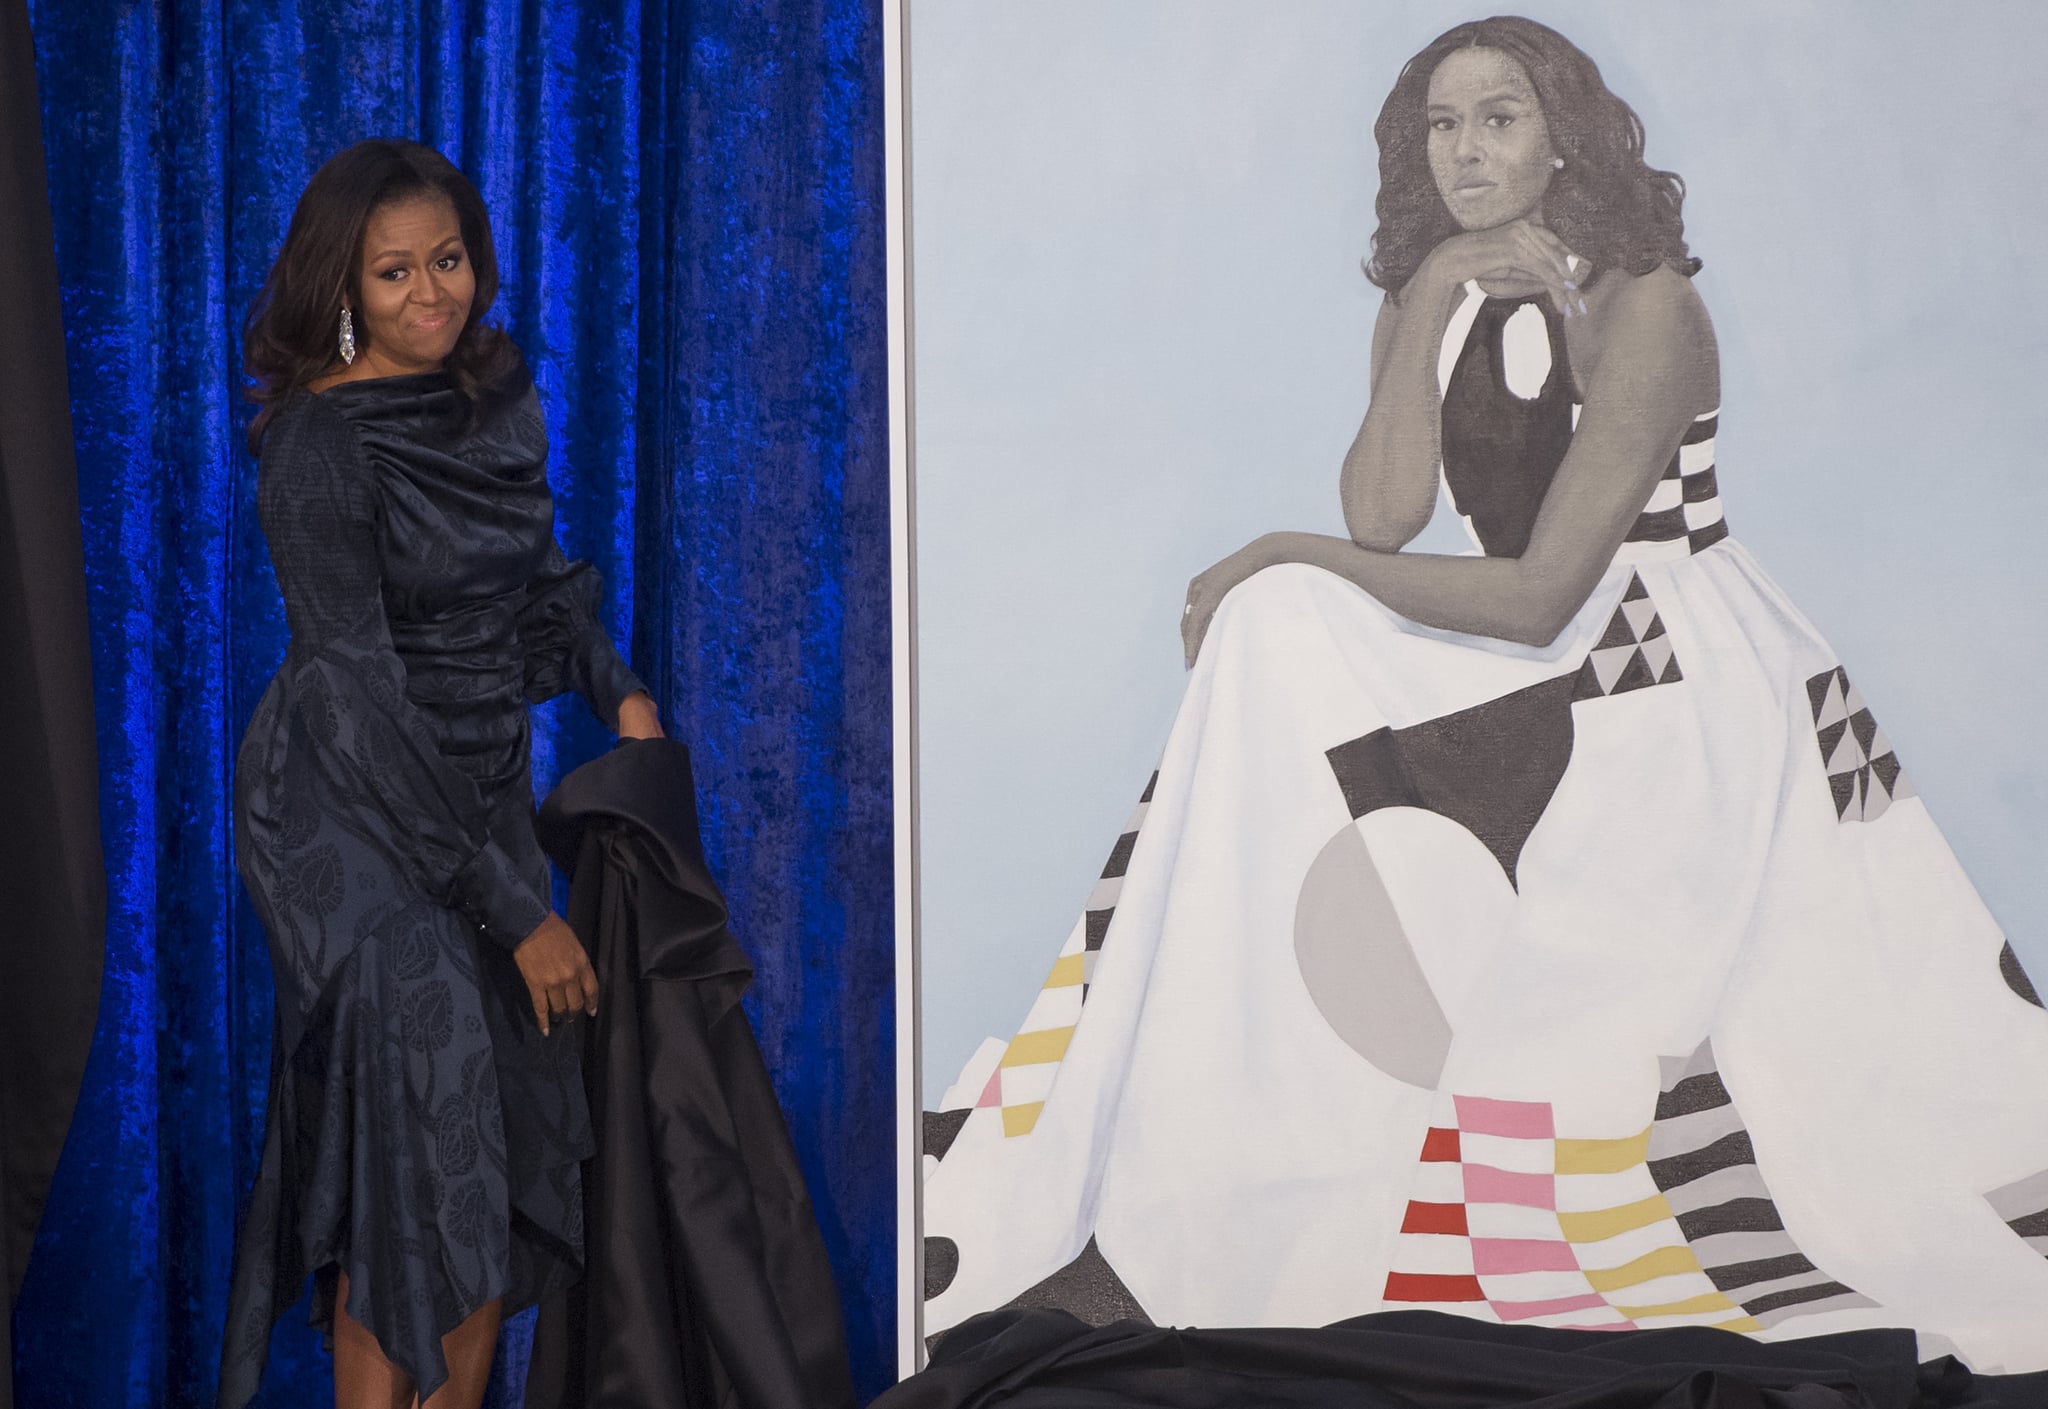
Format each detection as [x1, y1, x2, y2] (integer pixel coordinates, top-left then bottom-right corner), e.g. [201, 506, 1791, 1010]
[1293, 821, 1452, 1089]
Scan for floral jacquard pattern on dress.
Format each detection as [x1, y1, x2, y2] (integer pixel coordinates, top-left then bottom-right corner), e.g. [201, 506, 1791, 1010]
[217, 369, 645, 1407]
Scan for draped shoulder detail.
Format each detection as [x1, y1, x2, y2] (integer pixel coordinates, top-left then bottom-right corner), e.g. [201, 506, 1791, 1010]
[253, 388, 550, 951]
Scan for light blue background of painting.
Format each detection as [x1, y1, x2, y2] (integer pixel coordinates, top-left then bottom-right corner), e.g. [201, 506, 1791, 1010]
[910, 0, 2048, 1096]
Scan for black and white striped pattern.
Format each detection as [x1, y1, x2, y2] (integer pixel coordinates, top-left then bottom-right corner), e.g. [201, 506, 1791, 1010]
[1623, 411, 1727, 554]
[1986, 1169, 2048, 1259]
[1080, 773, 1158, 992]
[1650, 1041, 1876, 1328]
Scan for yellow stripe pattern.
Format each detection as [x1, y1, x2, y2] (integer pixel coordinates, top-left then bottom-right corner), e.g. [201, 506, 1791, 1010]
[1001, 1027, 1074, 1067]
[1554, 1128, 1651, 1175]
[1002, 1103, 1045, 1137]
[1613, 1291, 1738, 1319]
[1584, 1244, 1703, 1293]
[1557, 1194, 1672, 1244]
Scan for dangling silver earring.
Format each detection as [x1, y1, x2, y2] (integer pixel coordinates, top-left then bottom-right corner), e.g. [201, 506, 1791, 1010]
[1551, 156, 1565, 170]
[338, 306, 357, 365]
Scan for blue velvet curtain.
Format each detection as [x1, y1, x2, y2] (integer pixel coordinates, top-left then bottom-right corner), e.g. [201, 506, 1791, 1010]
[17, 1, 893, 1404]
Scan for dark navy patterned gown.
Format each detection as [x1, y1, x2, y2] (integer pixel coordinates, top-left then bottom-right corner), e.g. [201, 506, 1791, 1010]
[217, 369, 645, 1406]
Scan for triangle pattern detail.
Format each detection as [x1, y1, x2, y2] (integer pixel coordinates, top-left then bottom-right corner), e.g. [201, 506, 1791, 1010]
[1806, 666, 1911, 825]
[1611, 649, 1658, 695]
[1576, 572, 1686, 700]
[1639, 634, 1676, 681]
[1813, 671, 1850, 730]
[1591, 645, 1637, 695]
[1620, 597, 1660, 640]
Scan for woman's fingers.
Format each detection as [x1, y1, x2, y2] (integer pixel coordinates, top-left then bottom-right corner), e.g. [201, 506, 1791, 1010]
[1510, 229, 1584, 317]
[1521, 222, 1574, 270]
[547, 966, 597, 1017]
[513, 914, 597, 1036]
[528, 962, 599, 1037]
[1511, 225, 1572, 285]
[1527, 237, 1574, 293]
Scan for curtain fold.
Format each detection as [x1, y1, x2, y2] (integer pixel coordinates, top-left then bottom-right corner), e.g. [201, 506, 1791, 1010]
[0, 5, 107, 1409]
[18, 1, 891, 1404]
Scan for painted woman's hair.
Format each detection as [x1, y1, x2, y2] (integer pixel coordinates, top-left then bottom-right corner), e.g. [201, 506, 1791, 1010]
[1366, 16, 1700, 295]
[243, 139, 523, 453]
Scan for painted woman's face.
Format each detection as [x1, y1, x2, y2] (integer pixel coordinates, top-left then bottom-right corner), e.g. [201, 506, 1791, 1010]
[1425, 46, 1559, 232]
[351, 194, 475, 375]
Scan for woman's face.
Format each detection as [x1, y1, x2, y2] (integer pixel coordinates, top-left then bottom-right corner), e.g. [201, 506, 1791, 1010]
[1425, 46, 1558, 232]
[349, 194, 475, 375]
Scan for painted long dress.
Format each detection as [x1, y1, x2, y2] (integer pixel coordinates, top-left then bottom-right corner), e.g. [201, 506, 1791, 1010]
[218, 371, 645, 1405]
[920, 281, 2048, 1374]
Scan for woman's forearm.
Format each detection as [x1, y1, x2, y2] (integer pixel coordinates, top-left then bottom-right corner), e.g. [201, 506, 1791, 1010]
[615, 689, 663, 739]
[1250, 531, 1580, 647]
[1340, 267, 1465, 550]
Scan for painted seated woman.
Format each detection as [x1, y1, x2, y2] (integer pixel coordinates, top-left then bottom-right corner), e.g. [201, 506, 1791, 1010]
[920, 16, 2048, 1372]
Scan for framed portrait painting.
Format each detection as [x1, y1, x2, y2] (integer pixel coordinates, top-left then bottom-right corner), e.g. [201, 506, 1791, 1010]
[885, 0, 2048, 1375]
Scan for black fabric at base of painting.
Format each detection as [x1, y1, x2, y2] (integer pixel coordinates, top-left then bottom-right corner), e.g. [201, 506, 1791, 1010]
[877, 1307, 2041, 1409]
[525, 739, 856, 1409]
[0, 13, 104, 1401]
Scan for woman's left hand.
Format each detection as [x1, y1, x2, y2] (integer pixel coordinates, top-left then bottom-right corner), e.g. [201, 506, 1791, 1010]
[1183, 533, 1294, 667]
[616, 690, 664, 740]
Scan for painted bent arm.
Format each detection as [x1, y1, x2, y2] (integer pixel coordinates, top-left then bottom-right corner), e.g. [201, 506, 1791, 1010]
[1340, 279, 1461, 550]
[1189, 269, 1717, 658]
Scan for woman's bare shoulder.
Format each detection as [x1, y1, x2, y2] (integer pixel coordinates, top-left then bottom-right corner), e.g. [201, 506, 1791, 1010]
[1583, 264, 1719, 410]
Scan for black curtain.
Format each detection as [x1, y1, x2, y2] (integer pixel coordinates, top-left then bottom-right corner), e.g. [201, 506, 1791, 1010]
[0, 0, 107, 1405]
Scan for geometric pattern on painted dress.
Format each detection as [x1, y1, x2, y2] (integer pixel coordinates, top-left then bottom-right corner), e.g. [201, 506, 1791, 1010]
[1384, 1044, 1873, 1331]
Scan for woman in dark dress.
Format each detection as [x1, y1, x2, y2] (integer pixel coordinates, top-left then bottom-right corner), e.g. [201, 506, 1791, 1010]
[219, 139, 661, 1409]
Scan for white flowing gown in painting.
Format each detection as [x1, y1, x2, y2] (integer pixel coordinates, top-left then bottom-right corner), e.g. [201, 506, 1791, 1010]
[920, 280, 2048, 1373]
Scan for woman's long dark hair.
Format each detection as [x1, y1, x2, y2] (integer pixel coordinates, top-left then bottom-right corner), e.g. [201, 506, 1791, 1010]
[244, 139, 523, 453]
[1366, 16, 1700, 295]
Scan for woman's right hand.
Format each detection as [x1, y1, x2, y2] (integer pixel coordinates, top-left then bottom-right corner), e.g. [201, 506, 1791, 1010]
[1418, 220, 1583, 313]
[513, 912, 597, 1036]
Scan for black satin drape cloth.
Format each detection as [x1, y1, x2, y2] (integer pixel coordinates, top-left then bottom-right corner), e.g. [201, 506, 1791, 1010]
[528, 739, 857, 1409]
[877, 1308, 2037, 1409]
[0, 4, 106, 1407]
